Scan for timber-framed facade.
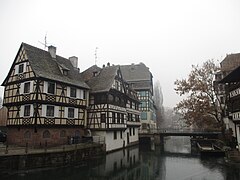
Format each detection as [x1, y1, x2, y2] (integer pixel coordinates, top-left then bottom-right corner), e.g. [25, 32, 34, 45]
[120, 63, 157, 130]
[2, 43, 89, 147]
[82, 64, 141, 152]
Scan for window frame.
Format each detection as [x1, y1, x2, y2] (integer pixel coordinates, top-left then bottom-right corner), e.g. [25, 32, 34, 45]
[18, 63, 24, 74]
[23, 82, 30, 94]
[68, 107, 75, 119]
[24, 105, 31, 117]
[47, 82, 55, 94]
[46, 105, 55, 117]
[70, 87, 77, 98]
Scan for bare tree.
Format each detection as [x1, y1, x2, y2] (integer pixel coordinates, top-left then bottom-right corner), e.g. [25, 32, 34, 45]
[154, 80, 165, 128]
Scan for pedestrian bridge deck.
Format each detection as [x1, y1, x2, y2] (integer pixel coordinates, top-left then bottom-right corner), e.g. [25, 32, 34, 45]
[139, 129, 221, 137]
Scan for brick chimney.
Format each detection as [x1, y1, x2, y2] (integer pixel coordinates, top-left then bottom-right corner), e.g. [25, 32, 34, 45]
[48, 45, 56, 59]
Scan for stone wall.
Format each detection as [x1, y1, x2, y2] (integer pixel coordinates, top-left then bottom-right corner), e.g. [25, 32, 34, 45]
[7, 127, 84, 147]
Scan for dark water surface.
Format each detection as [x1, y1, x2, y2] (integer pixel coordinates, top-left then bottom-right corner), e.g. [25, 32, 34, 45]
[3, 137, 240, 180]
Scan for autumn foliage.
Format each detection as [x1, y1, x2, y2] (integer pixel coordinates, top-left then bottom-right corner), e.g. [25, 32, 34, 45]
[174, 60, 224, 130]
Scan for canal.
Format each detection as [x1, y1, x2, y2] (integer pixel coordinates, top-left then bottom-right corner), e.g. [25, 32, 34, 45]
[3, 137, 240, 180]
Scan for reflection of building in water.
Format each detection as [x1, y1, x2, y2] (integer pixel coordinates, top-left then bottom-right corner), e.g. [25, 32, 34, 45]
[90, 147, 141, 180]
[140, 147, 166, 180]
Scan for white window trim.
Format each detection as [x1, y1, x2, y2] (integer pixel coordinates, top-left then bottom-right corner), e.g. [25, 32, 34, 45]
[46, 105, 55, 117]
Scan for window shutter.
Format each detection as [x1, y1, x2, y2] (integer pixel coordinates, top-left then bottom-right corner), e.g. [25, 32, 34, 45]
[20, 105, 24, 117]
[42, 105, 46, 117]
[54, 106, 59, 117]
[20, 83, 24, 94]
[74, 108, 78, 118]
[67, 87, 70, 97]
[14, 65, 19, 75]
[64, 107, 68, 118]
[30, 105, 34, 116]
[43, 81, 48, 93]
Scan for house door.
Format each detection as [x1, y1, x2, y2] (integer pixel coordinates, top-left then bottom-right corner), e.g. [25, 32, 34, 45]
[127, 132, 129, 145]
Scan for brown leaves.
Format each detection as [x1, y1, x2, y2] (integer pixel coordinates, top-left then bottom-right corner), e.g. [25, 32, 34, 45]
[174, 59, 222, 129]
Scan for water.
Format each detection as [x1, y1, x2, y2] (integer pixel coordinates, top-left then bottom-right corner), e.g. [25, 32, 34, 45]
[3, 137, 240, 180]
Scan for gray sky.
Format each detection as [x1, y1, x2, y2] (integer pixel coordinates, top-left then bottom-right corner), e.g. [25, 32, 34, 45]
[1, 0, 240, 108]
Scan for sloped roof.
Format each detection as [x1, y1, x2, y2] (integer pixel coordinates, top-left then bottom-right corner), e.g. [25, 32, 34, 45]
[120, 63, 152, 81]
[2, 43, 89, 89]
[220, 53, 240, 72]
[120, 63, 152, 89]
[81, 65, 101, 82]
[220, 65, 240, 83]
[83, 65, 119, 93]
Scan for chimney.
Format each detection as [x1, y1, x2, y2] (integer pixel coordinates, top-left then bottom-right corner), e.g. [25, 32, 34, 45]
[48, 45, 56, 59]
[69, 56, 79, 70]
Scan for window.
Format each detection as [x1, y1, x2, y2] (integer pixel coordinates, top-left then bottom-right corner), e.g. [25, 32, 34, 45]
[130, 128, 132, 136]
[133, 128, 135, 135]
[63, 70, 68, 76]
[24, 82, 30, 93]
[117, 113, 120, 123]
[112, 112, 116, 123]
[46, 106, 54, 117]
[24, 105, 31, 117]
[141, 112, 147, 120]
[120, 131, 123, 139]
[121, 114, 124, 123]
[70, 87, 76, 98]
[114, 131, 117, 140]
[101, 113, 106, 123]
[43, 130, 50, 138]
[18, 64, 24, 73]
[47, 82, 55, 94]
[68, 108, 74, 118]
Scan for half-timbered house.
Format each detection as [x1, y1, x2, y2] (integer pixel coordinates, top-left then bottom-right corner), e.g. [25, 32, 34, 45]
[82, 64, 141, 152]
[120, 63, 157, 130]
[2, 43, 89, 147]
[220, 65, 240, 150]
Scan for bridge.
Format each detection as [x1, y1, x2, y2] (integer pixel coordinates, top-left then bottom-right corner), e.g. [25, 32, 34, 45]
[139, 128, 221, 138]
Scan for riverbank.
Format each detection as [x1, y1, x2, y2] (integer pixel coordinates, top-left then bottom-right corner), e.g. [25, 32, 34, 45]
[0, 142, 105, 176]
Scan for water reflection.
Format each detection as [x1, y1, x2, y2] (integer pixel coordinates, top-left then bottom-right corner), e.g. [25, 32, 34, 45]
[4, 137, 240, 180]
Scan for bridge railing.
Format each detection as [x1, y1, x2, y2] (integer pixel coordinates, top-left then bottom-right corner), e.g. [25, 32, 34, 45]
[139, 128, 221, 134]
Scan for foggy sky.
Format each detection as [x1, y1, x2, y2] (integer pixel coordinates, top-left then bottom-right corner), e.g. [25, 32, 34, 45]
[1, 0, 240, 108]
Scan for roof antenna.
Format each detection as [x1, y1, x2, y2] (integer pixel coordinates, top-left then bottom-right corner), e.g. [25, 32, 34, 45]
[94, 47, 98, 65]
[38, 32, 49, 49]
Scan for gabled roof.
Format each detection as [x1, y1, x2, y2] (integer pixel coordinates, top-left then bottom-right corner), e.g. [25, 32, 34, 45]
[120, 63, 153, 89]
[2, 43, 89, 89]
[120, 63, 152, 81]
[220, 65, 240, 83]
[82, 65, 119, 93]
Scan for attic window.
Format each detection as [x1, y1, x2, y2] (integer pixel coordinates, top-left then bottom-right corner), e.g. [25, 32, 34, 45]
[63, 69, 68, 76]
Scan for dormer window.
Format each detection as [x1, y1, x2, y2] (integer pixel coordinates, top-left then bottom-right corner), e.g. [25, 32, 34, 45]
[18, 64, 24, 74]
[63, 69, 68, 76]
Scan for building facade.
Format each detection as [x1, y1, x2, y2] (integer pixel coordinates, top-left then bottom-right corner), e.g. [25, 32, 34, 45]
[215, 53, 240, 135]
[2, 43, 89, 147]
[220, 65, 240, 150]
[120, 63, 156, 130]
[82, 64, 141, 152]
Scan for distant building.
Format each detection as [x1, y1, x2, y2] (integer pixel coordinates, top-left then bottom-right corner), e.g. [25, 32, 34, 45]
[81, 64, 141, 151]
[120, 63, 156, 129]
[1, 43, 89, 147]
